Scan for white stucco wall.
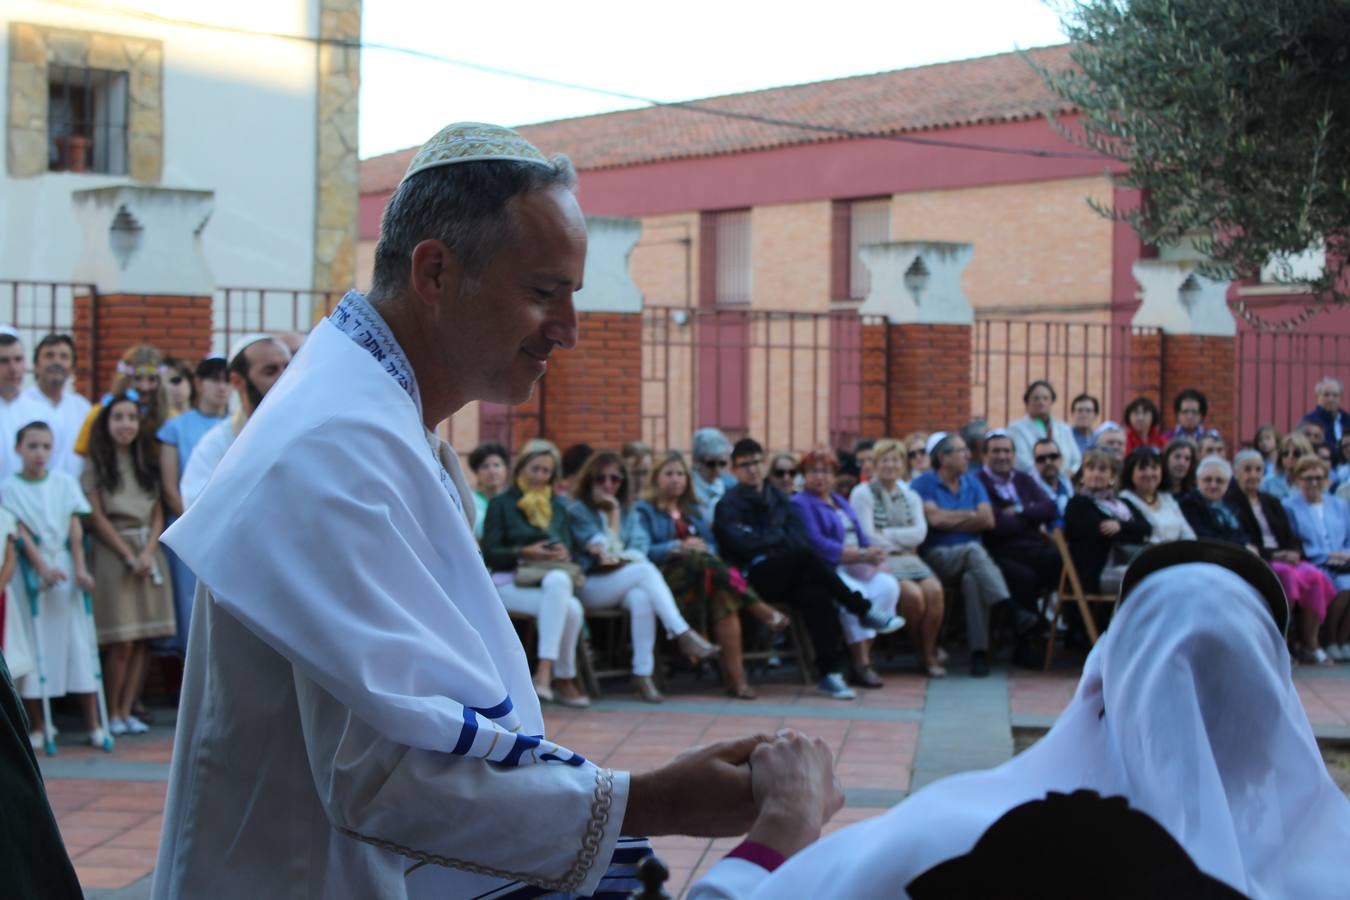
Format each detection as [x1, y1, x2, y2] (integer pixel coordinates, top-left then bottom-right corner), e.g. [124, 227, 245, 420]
[0, 0, 320, 290]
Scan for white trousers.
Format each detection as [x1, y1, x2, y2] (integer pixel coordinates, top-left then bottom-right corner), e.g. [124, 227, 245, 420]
[495, 570, 584, 679]
[577, 561, 691, 677]
[836, 568, 901, 646]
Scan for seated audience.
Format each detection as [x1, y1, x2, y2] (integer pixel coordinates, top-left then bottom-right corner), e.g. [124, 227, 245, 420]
[1069, 392, 1099, 457]
[1119, 447, 1195, 543]
[1180, 456, 1248, 544]
[850, 439, 947, 677]
[975, 430, 1061, 667]
[832, 449, 861, 498]
[1064, 449, 1151, 597]
[1123, 396, 1166, 454]
[620, 440, 653, 494]
[1302, 376, 1350, 465]
[1334, 434, 1350, 487]
[1230, 449, 1345, 666]
[852, 438, 876, 484]
[904, 431, 931, 477]
[1197, 430, 1228, 461]
[1009, 380, 1081, 474]
[714, 438, 902, 700]
[766, 451, 800, 495]
[1031, 438, 1073, 529]
[911, 433, 1011, 678]
[469, 441, 510, 540]
[690, 427, 736, 522]
[1162, 388, 1213, 443]
[479, 440, 589, 707]
[959, 419, 988, 470]
[793, 451, 903, 689]
[1262, 433, 1315, 500]
[1282, 455, 1350, 659]
[1161, 437, 1198, 496]
[568, 451, 718, 703]
[556, 442, 593, 496]
[1088, 421, 1126, 458]
[635, 452, 786, 700]
[1253, 424, 1281, 478]
[1298, 419, 1327, 456]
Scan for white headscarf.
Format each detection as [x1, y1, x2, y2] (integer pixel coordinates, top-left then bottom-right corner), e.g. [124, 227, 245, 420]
[751, 563, 1350, 898]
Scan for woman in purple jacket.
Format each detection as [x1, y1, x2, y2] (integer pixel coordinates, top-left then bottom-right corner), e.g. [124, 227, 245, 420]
[792, 450, 902, 689]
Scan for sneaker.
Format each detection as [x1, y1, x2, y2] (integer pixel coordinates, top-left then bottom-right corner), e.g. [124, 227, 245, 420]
[88, 728, 110, 749]
[970, 651, 991, 678]
[125, 716, 150, 735]
[1308, 648, 1335, 667]
[108, 718, 128, 736]
[816, 673, 857, 700]
[1328, 644, 1346, 662]
[1340, 643, 1350, 661]
[860, 609, 905, 634]
[29, 730, 43, 751]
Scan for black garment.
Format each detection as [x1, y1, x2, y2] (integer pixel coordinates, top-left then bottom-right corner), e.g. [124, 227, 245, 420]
[480, 484, 575, 571]
[990, 544, 1062, 622]
[976, 468, 1060, 557]
[1064, 495, 1152, 594]
[1178, 491, 1248, 546]
[746, 554, 855, 674]
[0, 653, 82, 900]
[712, 482, 812, 569]
[1227, 488, 1305, 560]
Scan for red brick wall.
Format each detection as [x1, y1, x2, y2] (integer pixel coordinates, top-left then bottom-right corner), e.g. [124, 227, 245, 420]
[75, 294, 213, 399]
[538, 311, 641, 450]
[859, 321, 890, 438]
[886, 323, 972, 436]
[1127, 331, 1163, 409]
[1159, 334, 1236, 442]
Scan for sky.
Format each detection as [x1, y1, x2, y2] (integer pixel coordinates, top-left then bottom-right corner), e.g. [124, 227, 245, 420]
[359, 0, 1071, 159]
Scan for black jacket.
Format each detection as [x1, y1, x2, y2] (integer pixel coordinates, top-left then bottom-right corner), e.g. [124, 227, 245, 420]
[1227, 488, 1305, 560]
[1179, 491, 1248, 546]
[713, 482, 811, 569]
[1064, 494, 1151, 594]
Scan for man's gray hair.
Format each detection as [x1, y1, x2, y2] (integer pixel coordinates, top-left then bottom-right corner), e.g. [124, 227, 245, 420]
[370, 156, 578, 299]
[1315, 376, 1343, 393]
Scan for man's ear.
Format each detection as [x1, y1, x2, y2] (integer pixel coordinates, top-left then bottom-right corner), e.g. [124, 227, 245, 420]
[409, 239, 465, 310]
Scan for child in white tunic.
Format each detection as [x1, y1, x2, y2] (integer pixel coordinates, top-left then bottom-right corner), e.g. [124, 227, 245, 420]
[4, 422, 99, 747]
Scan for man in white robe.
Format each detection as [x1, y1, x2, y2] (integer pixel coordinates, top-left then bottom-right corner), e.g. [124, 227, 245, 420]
[21, 334, 90, 480]
[689, 541, 1350, 898]
[178, 333, 290, 508]
[155, 123, 842, 899]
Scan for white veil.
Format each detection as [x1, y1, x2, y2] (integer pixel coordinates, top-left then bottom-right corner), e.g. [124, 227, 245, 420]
[753, 563, 1350, 898]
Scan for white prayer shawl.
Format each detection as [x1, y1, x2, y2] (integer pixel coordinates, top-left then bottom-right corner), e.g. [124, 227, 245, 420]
[154, 319, 624, 899]
[693, 563, 1350, 899]
[177, 417, 235, 508]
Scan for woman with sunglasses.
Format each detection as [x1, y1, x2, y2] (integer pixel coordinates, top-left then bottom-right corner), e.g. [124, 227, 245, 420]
[567, 451, 718, 703]
[635, 452, 788, 700]
[1261, 433, 1315, 501]
[162, 357, 195, 420]
[690, 427, 737, 522]
[1119, 447, 1195, 544]
[850, 439, 947, 677]
[904, 432, 931, 477]
[766, 451, 801, 494]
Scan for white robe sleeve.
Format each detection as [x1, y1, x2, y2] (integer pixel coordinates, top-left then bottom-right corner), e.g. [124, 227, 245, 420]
[292, 669, 630, 896]
[686, 858, 773, 900]
[179, 423, 231, 508]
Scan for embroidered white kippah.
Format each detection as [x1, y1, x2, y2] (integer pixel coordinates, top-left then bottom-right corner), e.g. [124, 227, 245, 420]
[402, 122, 549, 184]
[229, 332, 276, 365]
[925, 431, 949, 456]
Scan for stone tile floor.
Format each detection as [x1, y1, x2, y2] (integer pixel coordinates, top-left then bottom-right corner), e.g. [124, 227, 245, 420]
[36, 660, 1350, 898]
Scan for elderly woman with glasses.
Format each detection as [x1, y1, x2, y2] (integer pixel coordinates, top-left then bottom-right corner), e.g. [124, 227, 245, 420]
[690, 427, 736, 522]
[1228, 449, 1345, 666]
[1262, 433, 1316, 500]
[1179, 456, 1250, 546]
[566, 451, 718, 703]
[793, 450, 903, 688]
[849, 438, 947, 677]
[1282, 455, 1350, 661]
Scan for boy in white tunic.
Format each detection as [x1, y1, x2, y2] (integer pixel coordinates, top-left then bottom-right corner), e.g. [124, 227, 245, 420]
[4, 422, 99, 746]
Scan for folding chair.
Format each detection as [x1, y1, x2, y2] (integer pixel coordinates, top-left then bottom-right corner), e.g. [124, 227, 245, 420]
[740, 603, 814, 686]
[1043, 528, 1118, 670]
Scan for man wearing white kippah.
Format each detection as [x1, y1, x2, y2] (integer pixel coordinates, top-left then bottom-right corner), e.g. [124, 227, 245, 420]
[154, 123, 842, 900]
[177, 333, 290, 508]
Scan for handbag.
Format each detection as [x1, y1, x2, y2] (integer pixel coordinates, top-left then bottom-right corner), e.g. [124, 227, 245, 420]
[514, 560, 585, 589]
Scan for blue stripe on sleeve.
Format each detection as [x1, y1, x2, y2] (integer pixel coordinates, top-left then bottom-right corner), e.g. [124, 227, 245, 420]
[471, 695, 514, 720]
[451, 707, 479, 756]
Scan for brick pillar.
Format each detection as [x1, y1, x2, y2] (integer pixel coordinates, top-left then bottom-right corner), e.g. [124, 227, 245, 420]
[1132, 259, 1236, 442]
[886, 324, 972, 435]
[539, 311, 641, 450]
[1127, 330, 1163, 405]
[858, 320, 890, 438]
[1160, 334, 1236, 442]
[85, 294, 213, 396]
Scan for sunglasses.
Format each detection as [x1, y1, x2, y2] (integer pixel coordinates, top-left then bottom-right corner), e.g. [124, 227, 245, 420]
[595, 473, 624, 485]
[771, 467, 798, 478]
[1035, 453, 1061, 463]
[168, 376, 185, 386]
[734, 457, 764, 469]
[908, 449, 925, 459]
[700, 458, 729, 469]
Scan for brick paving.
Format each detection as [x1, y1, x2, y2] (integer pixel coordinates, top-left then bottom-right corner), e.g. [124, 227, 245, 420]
[34, 663, 1350, 898]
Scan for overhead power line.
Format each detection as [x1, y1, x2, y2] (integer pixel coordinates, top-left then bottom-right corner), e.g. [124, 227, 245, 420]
[43, 0, 1102, 161]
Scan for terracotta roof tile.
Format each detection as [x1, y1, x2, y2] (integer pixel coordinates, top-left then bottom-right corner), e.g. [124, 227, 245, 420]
[360, 45, 1076, 194]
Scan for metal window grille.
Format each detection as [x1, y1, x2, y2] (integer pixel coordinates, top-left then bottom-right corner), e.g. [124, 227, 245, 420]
[848, 198, 891, 300]
[47, 65, 129, 175]
[713, 210, 752, 306]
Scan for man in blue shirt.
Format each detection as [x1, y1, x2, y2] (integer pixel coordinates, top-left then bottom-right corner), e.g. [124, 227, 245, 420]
[911, 433, 1011, 677]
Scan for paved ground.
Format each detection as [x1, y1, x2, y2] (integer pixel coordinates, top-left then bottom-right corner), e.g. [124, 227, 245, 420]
[35, 659, 1350, 899]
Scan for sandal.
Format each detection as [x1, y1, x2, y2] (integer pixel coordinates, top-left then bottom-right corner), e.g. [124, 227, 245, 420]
[726, 683, 758, 700]
[924, 662, 948, 678]
[534, 683, 556, 703]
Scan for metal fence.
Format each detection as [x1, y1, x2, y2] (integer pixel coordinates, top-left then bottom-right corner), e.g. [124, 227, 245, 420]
[212, 287, 345, 358]
[639, 306, 874, 455]
[0, 280, 98, 391]
[970, 318, 1163, 429]
[1236, 328, 1350, 440]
